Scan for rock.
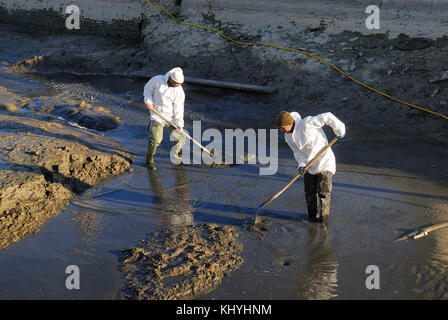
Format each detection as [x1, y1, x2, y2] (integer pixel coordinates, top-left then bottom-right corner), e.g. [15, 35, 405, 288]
[348, 63, 356, 72]
[430, 70, 448, 83]
[430, 88, 439, 98]
[338, 59, 356, 72]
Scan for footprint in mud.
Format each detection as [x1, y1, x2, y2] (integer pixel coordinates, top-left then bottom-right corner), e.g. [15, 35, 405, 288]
[118, 224, 244, 300]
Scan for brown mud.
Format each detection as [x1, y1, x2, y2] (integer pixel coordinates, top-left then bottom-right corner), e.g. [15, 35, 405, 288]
[0, 128, 132, 249]
[28, 98, 122, 132]
[0, 2, 447, 300]
[0, 85, 30, 112]
[3, 85, 122, 132]
[0, 80, 132, 249]
[0, 34, 132, 250]
[119, 223, 243, 300]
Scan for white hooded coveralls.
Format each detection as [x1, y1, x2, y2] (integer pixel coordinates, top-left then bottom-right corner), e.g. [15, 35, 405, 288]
[143, 69, 185, 128]
[285, 112, 345, 175]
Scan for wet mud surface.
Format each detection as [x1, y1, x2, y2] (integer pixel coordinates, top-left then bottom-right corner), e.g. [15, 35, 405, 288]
[0, 10, 447, 300]
[2, 83, 445, 300]
[119, 224, 243, 300]
[0, 129, 132, 249]
[0, 47, 133, 249]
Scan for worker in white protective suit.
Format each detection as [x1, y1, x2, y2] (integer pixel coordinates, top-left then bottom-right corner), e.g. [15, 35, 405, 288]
[276, 111, 345, 222]
[143, 67, 186, 170]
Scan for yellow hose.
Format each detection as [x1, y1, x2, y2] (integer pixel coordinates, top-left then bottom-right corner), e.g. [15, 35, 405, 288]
[144, 0, 448, 121]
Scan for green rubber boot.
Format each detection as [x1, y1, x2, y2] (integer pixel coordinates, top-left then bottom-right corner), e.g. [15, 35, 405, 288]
[146, 158, 157, 170]
[146, 148, 157, 170]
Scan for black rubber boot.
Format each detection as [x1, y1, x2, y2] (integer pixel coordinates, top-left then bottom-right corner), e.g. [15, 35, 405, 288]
[304, 172, 319, 222]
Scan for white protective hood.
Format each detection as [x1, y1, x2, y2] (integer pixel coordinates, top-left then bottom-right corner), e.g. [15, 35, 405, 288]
[143, 70, 185, 127]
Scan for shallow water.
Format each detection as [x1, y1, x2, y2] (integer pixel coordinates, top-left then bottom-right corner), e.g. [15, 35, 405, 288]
[0, 72, 447, 299]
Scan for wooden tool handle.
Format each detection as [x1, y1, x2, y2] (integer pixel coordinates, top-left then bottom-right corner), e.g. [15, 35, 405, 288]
[150, 107, 214, 156]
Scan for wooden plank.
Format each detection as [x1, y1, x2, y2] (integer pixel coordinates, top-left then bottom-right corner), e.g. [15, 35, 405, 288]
[184, 77, 277, 93]
[131, 73, 277, 93]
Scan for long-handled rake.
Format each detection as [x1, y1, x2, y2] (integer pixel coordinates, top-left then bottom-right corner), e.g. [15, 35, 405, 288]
[251, 136, 342, 228]
[150, 108, 253, 168]
[150, 108, 215, 157]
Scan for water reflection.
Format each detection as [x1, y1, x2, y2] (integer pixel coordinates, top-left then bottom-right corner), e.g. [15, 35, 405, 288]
[407, 222, 448, 299]
[147, 166, 193, 227]
[70, 209, 103, 255]
[296, 222, 339, 300]
[427, 229, 448, 299]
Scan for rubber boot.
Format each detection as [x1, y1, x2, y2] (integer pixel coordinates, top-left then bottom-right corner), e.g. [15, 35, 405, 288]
[146, 121, 164, 170]
[306, 196, 319, 222]
[304, 172, 319, 222]
[146, 147, 157, 170]
[319, 197, 331, 222]
[318, 172, 333, 223]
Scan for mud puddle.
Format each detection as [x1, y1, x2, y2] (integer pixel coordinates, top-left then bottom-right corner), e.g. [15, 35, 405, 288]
[0, 72, 447, 299]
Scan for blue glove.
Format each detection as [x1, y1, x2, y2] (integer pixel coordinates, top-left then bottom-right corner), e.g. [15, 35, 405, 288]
[338, 135, 345, 140]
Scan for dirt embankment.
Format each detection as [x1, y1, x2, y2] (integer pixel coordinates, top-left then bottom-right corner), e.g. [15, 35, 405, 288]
[119, 224, 244, 300]
[0, 85, 132, 249]
[3, 9, 448, 139]
[0, 125, 132, 249]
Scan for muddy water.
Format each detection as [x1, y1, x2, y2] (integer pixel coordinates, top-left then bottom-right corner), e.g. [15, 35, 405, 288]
[0, 72, 447, 299]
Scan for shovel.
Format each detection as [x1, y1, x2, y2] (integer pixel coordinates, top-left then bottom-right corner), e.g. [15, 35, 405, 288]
[150, 107, 214, 157]
[251, 136, 342, 228]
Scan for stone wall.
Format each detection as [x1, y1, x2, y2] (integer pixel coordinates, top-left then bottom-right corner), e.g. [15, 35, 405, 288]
[0, 0, 166, 39]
